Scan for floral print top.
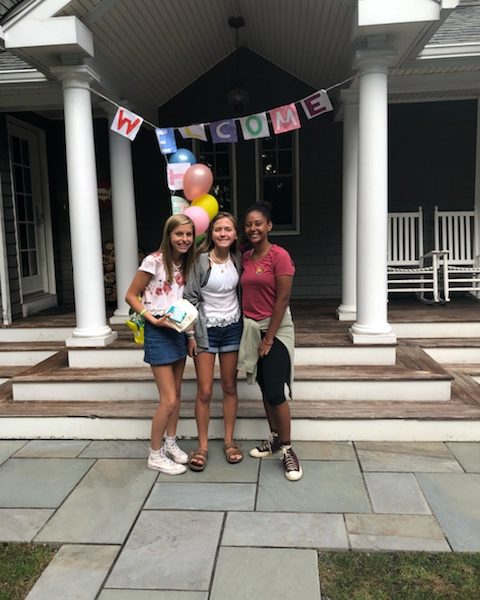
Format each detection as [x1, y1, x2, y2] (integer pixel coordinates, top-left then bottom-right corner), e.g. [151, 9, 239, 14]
[139, 251, 185, 313]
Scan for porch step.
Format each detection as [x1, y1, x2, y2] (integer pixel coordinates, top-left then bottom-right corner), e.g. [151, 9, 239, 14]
[0, 327, 73, 342]
[402, 338, 480, 365]
[392, 321, 480, 339]
[10, 346, 452, 403]
[67, 334, 397, 368]
[0, 342, 62, 366]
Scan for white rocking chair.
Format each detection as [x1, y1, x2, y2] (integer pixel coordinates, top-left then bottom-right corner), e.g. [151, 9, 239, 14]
[434, 206, 480, 302]
[387, 207, 445, 303]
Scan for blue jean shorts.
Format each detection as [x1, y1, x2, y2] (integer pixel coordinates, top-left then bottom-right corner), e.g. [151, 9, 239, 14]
[144, 321, 187, 366]
[206, 320, 242, 353]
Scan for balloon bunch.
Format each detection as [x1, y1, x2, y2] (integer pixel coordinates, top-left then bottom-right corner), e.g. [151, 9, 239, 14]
[168, 148, 219, 242]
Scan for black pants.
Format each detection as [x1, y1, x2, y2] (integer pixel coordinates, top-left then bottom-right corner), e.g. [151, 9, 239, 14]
[256, 335, 291, 406]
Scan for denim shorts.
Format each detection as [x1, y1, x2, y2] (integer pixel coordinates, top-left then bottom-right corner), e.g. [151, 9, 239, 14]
[206, 319, 242, 353]
[143, 321, 187, 366]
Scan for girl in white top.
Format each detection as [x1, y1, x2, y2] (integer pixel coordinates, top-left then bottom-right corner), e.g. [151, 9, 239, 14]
[184, 212, 243, 470]
[125, 214, 196, 475]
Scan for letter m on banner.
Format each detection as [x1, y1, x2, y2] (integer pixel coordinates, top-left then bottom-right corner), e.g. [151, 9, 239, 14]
[111, 107, 144, 141]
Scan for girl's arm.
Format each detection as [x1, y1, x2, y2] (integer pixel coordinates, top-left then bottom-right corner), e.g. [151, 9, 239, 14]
[259, 275, 292, 357]
[125, 271, 171, 328]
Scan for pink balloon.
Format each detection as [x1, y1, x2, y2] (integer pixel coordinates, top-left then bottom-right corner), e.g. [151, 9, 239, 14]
[183, 206, 210, 235]
[183, 163, 214, 201]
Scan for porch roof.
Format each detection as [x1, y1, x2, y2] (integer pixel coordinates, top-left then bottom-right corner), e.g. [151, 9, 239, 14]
[0, 0, 478, 118]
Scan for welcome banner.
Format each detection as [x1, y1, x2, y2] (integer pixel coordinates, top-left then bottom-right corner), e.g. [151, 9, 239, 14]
[108, 87, 337, 148]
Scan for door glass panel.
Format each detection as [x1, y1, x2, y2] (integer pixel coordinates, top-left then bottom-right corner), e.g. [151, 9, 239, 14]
[10, 135, 39, 280]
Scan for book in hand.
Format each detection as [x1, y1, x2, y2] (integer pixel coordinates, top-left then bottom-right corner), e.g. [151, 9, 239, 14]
[165, 299, 198, 333]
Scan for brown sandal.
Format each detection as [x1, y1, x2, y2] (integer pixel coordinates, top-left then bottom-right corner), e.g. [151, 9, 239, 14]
[224, 442, 243, 464]
[188, 448, 208, 472]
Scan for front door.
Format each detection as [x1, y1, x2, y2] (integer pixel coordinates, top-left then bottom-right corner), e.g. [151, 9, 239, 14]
[8, 120, 53, 300]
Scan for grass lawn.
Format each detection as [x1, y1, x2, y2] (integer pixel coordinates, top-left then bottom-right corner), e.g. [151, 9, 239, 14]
[319, 552, 480, 600]
[0, 543, 57, 600]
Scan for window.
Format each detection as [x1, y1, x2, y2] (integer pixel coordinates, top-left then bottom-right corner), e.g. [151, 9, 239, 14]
[256, 130, 299, 234]
[193, 140, 236, 216]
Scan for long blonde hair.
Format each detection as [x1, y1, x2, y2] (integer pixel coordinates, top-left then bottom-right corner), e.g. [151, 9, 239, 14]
[159, 214, 196, 282]
[197, 211, 239, 255]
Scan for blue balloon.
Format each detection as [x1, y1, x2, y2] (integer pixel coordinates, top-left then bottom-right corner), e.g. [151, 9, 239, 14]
[169, 148, 196, 164]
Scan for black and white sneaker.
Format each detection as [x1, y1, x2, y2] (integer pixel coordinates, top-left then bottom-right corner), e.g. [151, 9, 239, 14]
[249, 433, 281, 458]
[281, 445, 303, 481]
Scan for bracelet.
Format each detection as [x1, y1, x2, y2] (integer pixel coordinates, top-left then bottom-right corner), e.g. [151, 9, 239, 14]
[139, 308, 147, 317]
[185, 331, 195, 338]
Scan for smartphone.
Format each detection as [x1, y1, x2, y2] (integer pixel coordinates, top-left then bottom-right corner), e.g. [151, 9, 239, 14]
[166, 305, 187, 324]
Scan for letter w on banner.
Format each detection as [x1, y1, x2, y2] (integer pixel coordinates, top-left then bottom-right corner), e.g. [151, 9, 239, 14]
[111, 107, 144, 141]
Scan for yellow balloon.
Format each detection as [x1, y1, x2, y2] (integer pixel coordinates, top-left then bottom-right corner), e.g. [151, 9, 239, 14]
[191, 194, 219, 220]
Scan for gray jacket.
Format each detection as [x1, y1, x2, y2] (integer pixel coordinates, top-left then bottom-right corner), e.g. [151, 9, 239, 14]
[184, 251, 242, 352]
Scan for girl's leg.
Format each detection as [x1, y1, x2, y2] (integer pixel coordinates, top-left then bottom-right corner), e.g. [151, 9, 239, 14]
[218, 351, 239, 445]
[193, 351, 216, 450]
[165, 357, 187, 437]
[150, 358, 184, 449]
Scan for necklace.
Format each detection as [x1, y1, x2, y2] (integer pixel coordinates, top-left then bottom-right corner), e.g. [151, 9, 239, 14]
[210, 250, 230, 273]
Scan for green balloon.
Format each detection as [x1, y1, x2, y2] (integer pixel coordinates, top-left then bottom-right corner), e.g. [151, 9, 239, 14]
[195, 233, 206, 245]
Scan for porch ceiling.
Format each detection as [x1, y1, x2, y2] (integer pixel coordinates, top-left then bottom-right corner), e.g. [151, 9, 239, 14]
[58, 0, 356, 117]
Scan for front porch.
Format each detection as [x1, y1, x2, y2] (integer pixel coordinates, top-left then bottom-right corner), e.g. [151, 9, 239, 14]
[1, 298, 479, 441]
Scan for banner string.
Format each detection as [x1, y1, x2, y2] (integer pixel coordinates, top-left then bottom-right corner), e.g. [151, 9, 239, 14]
[90, 74, 355, 132]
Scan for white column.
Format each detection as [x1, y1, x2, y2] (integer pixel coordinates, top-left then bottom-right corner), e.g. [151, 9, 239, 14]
[474, 98, 480, 259]
[52, 65, 117, 347]
[105, 109, 140, 324]
[337, 92, 358, 321]
[350, 49, 397, 345]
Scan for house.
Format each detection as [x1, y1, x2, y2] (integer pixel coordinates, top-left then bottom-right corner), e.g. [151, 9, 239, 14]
[0, 0, 478, 347]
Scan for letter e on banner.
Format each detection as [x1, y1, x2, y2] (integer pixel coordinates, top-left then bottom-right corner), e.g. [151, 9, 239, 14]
[300, 90, 333, 120]
[111, 107, 144, 141]
[270, 104, 301, 135]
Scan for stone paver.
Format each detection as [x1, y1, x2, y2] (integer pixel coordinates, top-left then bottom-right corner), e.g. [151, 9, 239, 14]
[0, 458, 94, 508]
[364, 473, 431, 514]
[263, 441, 355, 461]
[79, 440, 150, 458]
[146, 482, 256, 510]
[26, 544, 120, 600]
[222, 511, 348, 549]
[158, 440, 259, 483]
[36, 459, 157, 543]
[355, 442, 463, 472]
[210, 547, 321, 600]
[257, 460, 371, 513]
[106, 510, 223, 591]
[14, 440, 90, 457]
[345, 514, 450, 551]
[447, 442, 480, 473]
[416, 472, 480, 551]
[0, 508, 54, 542]
[0, 440, 27, 465]
[2, 439, 480, 597]
[99, 592, 207, 600]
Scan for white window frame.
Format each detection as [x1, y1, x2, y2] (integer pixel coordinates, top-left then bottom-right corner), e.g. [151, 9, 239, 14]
[255, 130, 300, 235]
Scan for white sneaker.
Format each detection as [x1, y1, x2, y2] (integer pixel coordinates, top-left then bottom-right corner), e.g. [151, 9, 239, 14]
[164, 438, 189, 464]
[148, 448, 187, 475]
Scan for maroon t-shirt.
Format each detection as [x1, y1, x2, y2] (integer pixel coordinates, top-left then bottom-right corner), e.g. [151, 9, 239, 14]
[241, 244, 295, 320]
